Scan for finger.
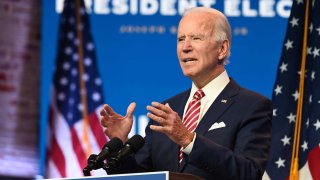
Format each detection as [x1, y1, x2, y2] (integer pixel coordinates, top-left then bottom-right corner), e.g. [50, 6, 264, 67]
[165, 103, 172, 110]
[100, 115, 114, 124]
[150, 124, 166, 133]
[103, 128, 112, 137]
[147, 112, 165, 125]
[100, 104, 108, 116]
[147, 105, 167, 118]
[102, 104, 124, 121]
[100, 116, 110, 127]
[151, 101, 171, 113]
[126, 102, 136, 118]
[104, 104, 117, 116]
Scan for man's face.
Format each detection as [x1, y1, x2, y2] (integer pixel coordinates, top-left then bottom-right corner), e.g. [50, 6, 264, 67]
[177, 13, 223, 82]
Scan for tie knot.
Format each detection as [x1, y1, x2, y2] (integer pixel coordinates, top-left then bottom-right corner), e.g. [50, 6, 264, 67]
[193, 89, 205, 100]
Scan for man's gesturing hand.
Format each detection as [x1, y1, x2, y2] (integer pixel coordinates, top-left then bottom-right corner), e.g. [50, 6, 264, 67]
[147, 102, 194, 148]
[100, 102, 136, 143]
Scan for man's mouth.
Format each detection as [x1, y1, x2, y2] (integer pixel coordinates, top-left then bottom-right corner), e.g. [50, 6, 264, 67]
[182, 58, 196, 63]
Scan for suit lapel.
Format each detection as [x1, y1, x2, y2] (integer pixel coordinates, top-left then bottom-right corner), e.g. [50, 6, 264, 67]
[196, 79, 239, 136]
[178, 79, 241, 172]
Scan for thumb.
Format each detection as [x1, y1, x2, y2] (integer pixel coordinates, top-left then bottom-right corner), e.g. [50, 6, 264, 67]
[126, 102, 136, 117]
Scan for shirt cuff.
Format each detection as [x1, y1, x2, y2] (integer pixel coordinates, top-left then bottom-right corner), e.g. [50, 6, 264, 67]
[182, 133, 196, 155]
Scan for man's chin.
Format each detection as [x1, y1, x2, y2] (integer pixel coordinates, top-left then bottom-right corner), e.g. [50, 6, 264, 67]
[183, 73, 197, 79]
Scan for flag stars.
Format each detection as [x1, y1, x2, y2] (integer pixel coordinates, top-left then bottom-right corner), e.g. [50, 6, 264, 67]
[284, 39, 293, 50]
[67, 112, 73, 120]
[71, 68, 77, 76]
[63, 62, 71, 70]
[67, 32, 74, 40]
[60, 77, 68, 86]
[292, 90, 299, 101]
[78, 104, 83, 111]
[87, 42, 94, 51]
[313, 47, 319, 58]
[297, 70, 307, 77]
[290, 17, 299, 28]
[70, 83, 76, 91]
[306, 118, 310, 128]
[275, 157, 285, 168]
[80, 8, 86, 15]
[309, 23, 313, 33]
[73, 53, 79, 61]
[307, 47, 312, 55]
[311, 71, 315, 81]
[281, 135, 291, 146]
[69, 98, 75, 105]
[309, 95, 312, 103]
[287, 113, 296, 123]
[58, 93, 66, 101]
[296, 0, 304, 4]
[74, 38, 79, 46]
[84, 57, 92, 66]
[95, 78, 102, 86]
[316, 26, 320, 35]
[65, 46, 72, 55]
[314, 119, 320, 131]
[273, 109, 277, 117]
[92, 92, 101, 102]
[279, 62, 288, 73]
[82, 73, 89, 82]
[301, 141, 308, 152]
[274, 85, 283, 95]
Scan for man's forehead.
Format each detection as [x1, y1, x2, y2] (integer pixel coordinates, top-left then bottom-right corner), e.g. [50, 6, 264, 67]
[178, 19, 212, 34]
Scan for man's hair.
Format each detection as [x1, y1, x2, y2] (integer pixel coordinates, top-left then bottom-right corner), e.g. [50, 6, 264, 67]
[183, 7, 232, 63]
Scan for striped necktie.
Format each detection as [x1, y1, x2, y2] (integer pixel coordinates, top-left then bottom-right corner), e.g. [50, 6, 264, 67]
[179, 89, 205, 164]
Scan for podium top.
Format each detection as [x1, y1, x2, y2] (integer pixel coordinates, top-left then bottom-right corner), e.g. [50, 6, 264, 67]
[48, 171, 204, 180]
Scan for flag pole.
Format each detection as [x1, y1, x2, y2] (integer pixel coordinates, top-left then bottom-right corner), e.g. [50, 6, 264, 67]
[289, 0, 310, 179]
[75, 0, 92, 157]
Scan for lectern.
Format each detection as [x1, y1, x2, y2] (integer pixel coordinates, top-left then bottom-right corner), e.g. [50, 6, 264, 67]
[66, 171, 204, 180]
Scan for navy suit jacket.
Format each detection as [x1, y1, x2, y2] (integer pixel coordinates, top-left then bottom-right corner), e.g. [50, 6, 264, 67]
[111, 79, 272, 180]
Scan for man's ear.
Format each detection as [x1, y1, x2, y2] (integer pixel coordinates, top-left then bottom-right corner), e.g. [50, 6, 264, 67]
[218, 39, 229, 60]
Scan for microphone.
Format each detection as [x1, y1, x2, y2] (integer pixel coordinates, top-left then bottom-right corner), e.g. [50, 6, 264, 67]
[106, 135, 145, 170]
[83, 137, 123, 175]
[95, 137, 124, 163]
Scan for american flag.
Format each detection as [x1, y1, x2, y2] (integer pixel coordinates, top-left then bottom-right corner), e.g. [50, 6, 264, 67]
[46, 0, 107, 178]
[264, 0, 320, 179]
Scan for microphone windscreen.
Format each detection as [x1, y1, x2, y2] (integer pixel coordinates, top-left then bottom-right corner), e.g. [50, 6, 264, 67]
[126, 135, 145, 153]
[105, 137, 123, 152]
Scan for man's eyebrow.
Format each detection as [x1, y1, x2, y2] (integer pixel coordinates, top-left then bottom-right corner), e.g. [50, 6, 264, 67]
[191, 33, 205, 37]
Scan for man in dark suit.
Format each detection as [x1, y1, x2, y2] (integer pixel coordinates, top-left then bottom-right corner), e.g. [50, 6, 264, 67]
[100, 7, 272, 180]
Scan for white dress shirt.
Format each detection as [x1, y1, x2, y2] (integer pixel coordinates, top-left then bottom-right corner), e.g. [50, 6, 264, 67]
[182, 70, 230, 154]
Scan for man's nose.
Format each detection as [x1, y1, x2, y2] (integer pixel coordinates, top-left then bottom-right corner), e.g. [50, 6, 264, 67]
[182, 39, 192, 52]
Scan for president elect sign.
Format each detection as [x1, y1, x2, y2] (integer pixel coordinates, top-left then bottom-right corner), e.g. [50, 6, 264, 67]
[41, 0, 290, 137]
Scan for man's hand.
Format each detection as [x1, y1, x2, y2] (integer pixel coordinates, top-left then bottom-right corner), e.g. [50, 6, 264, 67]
[100, 102, 136, 143]
[147, 102, 194, 147]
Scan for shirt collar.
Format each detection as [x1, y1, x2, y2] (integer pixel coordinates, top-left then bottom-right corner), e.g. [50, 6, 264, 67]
[190, 70, 230, 99]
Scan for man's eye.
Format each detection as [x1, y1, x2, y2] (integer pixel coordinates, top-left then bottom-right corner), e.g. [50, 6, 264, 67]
[177, 38, 185, 42]
[192, 37, 201, 40]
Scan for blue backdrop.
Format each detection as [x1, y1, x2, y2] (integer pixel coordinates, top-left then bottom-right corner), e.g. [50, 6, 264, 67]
[41, 0, 291, 175]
